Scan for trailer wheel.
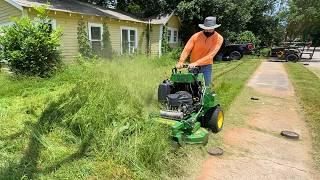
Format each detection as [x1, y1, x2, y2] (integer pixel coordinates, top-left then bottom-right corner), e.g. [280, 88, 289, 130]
[205, 106, 224, 133]
[230, 51, 242, 60]
[286, 54, 299, 62]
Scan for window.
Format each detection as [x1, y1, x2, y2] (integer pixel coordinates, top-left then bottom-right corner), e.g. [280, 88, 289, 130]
[173, 30, 178, 42]
[121, 27, 137, 54]
[88, 23, 103, 54]
[167, 29, 171, 42]
[34, 18, 56, 32]
[47, 19, 56, 32]
[167, 27, 178, 43]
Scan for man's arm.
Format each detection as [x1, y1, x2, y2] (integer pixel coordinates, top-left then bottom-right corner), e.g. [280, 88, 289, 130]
[178, 34, 196, 65]
[192, 34, 223, 66]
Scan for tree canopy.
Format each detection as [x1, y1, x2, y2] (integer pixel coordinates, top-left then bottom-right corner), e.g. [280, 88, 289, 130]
[287, 0, 320, 45]
[78, 0, 318, 46]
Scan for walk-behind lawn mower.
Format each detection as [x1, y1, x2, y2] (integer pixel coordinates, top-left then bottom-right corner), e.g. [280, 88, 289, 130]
[155, 64, 224, 146]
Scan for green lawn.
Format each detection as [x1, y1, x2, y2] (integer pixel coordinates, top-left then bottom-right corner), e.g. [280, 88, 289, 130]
[285, 63, 320, 169]
[0, 56, 261, 179]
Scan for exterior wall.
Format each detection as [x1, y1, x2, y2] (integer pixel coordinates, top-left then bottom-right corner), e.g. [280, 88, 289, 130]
[103, 19, 147, 55]
[149, 24, 161, 56]
[166, 15, 181, 48]
[26, 8, 148, 61]
[149, 16, 182, 57]
[167, 15, 180, 29]
[27, 10, 80, 61]
[0, 0, 22, 25]
[0, 4, 181, 60]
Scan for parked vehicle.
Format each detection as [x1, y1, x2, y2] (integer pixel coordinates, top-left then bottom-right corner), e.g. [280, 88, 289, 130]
[215, 41, 254, 61]
[270, 42, 316, 62]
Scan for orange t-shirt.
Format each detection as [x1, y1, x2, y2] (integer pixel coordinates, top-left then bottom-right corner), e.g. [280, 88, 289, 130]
[179, 31, 224, 66]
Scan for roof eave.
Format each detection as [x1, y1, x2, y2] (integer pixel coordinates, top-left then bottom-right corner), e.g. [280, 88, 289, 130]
[21, 5, 147, 24]
[10, 0, 156, 24]
[5, 0, 23, 11]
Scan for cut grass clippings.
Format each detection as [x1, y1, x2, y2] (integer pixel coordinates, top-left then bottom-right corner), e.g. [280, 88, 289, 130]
[285, 63, 320, 169]
[0, 55, 261, 179]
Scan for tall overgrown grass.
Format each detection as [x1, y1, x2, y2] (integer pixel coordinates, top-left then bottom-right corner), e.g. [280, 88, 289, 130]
[0, 55, 261, 179]
[0, 55, 182, 179]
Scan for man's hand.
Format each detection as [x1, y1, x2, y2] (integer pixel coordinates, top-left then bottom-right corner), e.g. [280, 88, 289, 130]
[188, 63, 197, 69]
[176, 63, 183, 69]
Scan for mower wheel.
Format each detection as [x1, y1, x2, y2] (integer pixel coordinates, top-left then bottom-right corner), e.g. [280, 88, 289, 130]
[286, 54, 299, 62]
[229, 51, 242, 60]
[205, 106, 224, 133]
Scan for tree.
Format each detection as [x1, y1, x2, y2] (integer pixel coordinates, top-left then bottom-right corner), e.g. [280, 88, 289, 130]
[115, 0, 179, 18]
[287, 0, 320, 45]
[77, 0, 178, 17]
[176, 0, 281, 46]
[78, 0, 286, 46]
[78, 0, 116, 7]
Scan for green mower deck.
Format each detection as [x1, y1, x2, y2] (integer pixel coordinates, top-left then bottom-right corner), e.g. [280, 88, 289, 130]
[155, 117, 209, 145]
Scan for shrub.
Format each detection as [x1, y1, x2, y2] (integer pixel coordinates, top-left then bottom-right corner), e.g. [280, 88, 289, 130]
[101, 23, 113, 59]
[168, 46, 183, 60]
[77, 19, 93, 59]
[161, 26, 172, 54]
[237, 31, 261, 47]
[0, 8, 62, 77]
[259, 48, 271, 57]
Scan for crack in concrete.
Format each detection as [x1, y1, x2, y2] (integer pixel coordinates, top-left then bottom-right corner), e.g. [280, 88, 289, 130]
[251, 156, 308, 173]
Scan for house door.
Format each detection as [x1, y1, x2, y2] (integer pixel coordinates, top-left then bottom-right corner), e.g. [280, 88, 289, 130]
[121, 28, 136, 54]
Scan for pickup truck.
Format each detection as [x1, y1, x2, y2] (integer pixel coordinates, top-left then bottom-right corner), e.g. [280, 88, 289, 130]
[215, 42, 254, 61]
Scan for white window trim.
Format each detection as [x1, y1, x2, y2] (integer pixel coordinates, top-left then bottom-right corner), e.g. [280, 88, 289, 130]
[0, 22, 14, 27]
[120, 26, 138, 54]
[167, 27, 178, 43]
[159, 25, 163, 57]
[167, 29, 172, 42]
[88, 22, 103, 43]
[50, 19, 57, 30]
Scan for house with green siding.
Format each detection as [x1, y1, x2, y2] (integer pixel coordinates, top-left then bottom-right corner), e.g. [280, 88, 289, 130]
[0, 0, 181, 61]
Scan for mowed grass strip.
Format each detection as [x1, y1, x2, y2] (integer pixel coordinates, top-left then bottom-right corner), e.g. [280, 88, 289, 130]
[180, 58, 262, 178]
[285, 63, 320, 169]
[0, 56, 261, 179]
[214, 58, 261, 111]
[206, 58, 261, 146]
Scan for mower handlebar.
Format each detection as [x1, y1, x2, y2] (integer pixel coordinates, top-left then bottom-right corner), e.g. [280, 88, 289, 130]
[172, 64, 201, 74]
[182, 64, 189, 68]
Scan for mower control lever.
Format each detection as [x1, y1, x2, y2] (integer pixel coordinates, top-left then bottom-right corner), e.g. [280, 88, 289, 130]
[182, 64, 189, 68]
[172, 64, 201, 74]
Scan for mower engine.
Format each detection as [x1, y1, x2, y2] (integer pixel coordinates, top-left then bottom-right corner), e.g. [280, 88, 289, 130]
[160, 91, 195, 120]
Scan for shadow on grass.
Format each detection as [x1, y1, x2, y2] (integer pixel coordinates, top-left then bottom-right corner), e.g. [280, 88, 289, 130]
[0, 86, 91, 179]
